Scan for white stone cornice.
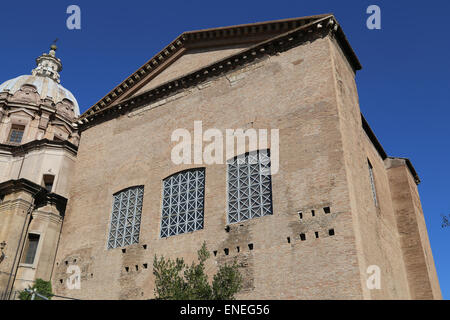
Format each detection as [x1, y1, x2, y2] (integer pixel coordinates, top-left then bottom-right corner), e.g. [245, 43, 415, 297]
[7, 107, 36, 119]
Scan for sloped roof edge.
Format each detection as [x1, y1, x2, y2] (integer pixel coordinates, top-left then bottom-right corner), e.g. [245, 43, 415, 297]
[362, 114, 420, 184]
[80, 14, 361, 120]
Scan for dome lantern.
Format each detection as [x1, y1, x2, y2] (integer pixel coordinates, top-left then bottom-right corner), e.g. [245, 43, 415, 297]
[0, 44, 80, 116]
[31, 44, 63, 83]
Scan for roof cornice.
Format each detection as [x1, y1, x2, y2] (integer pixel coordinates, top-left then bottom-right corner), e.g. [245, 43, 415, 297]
[0, 178, 68, 215]
[79, 14, 361, 129]
[361, 114, 388, 159]
[83, 14, 333, 116]
[0, 138, 78, 156]
[0, 178, 44, 196]
[362, 114, 420, 185]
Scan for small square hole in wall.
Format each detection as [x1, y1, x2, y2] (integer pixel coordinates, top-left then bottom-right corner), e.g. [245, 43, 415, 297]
[300, 233, 306, 241]
[65, 261, 68, 265]
[135, 265, 139, 271]
[287, 237, 291, 244]
[122, 248, 126, 254]
[143, 245, 147, 250]
[224, 248, 229, 256]
[324, 207, 331, 214]
[125, 267, 129, 272]
[298, 211, 303, 219]
[213, 250, 217, 257]
[329, 229, 335, 236]
[73, 259, 77, 263]
[59, 279, 63, 284]
[143, 263, 148, 269]
[311, 210, 315, 217]
[91, 273, 94, 278]
[248, 243, 254, 250]
[315, 232, 319, 239]
[236, 246, 240, 253]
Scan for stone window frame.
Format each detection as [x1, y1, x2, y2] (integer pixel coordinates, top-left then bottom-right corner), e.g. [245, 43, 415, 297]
[20, 232, 42, 268]
[7, 124, 26, 144]
[160, 168, 205, 238]
[52, 122, 71, 141]
[5, 113, 32, 145]
[107, 186, 144, 249]
[226, 149, 273, 225]
[42, 174, 55, 193]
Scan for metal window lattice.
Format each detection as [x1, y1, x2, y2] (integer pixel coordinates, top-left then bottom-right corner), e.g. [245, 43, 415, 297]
[160, 169, 205, 238]
[227, 150, 273, 224]
[107, 186, 144, 249]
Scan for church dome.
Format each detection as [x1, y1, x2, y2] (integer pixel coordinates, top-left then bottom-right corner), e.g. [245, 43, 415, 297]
[0, 75, 80, 116]
[0, 45, 80, 116]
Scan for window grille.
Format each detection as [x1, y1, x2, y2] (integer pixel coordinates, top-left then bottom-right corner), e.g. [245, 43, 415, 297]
[368, 160, 378, 207]
[107, 186, 144, 249]
[227, 150, 273, 224]
[160, 168, 205, 238]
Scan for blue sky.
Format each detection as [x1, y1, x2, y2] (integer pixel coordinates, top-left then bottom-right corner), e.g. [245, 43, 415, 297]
[1, 0, 449, 299]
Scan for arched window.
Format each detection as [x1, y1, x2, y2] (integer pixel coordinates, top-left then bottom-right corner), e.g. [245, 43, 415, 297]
[107, 186, 144, 249]
[227, 149, 273, 224]
[160, 168, 205, 238]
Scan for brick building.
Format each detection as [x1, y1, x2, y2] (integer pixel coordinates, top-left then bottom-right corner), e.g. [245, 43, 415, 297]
[0, 14, 442, 299]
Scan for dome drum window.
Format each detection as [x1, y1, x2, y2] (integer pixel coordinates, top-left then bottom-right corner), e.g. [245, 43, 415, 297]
[8, 124, 25, 144]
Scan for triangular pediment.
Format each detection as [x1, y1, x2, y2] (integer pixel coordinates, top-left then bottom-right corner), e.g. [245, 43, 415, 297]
[82, 14, 337, 118]
[8, 108, 36, 118]
[128, 44, 253, 100]
[52, 120, 72, 134]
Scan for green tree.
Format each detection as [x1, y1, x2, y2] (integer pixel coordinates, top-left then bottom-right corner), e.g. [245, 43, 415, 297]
[18, 278, 53, 300]
[153, 242, 242, 300]
[442, 214, 450, 228]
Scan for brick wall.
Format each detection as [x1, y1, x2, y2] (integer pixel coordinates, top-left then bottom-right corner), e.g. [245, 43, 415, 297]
[51, 33, 440, 300]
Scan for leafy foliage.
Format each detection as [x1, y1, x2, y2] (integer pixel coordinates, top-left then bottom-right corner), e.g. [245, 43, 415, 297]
[18, 278, 53, 300]
[442, 214, 450, 228]
[153, 242, 242, 300]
